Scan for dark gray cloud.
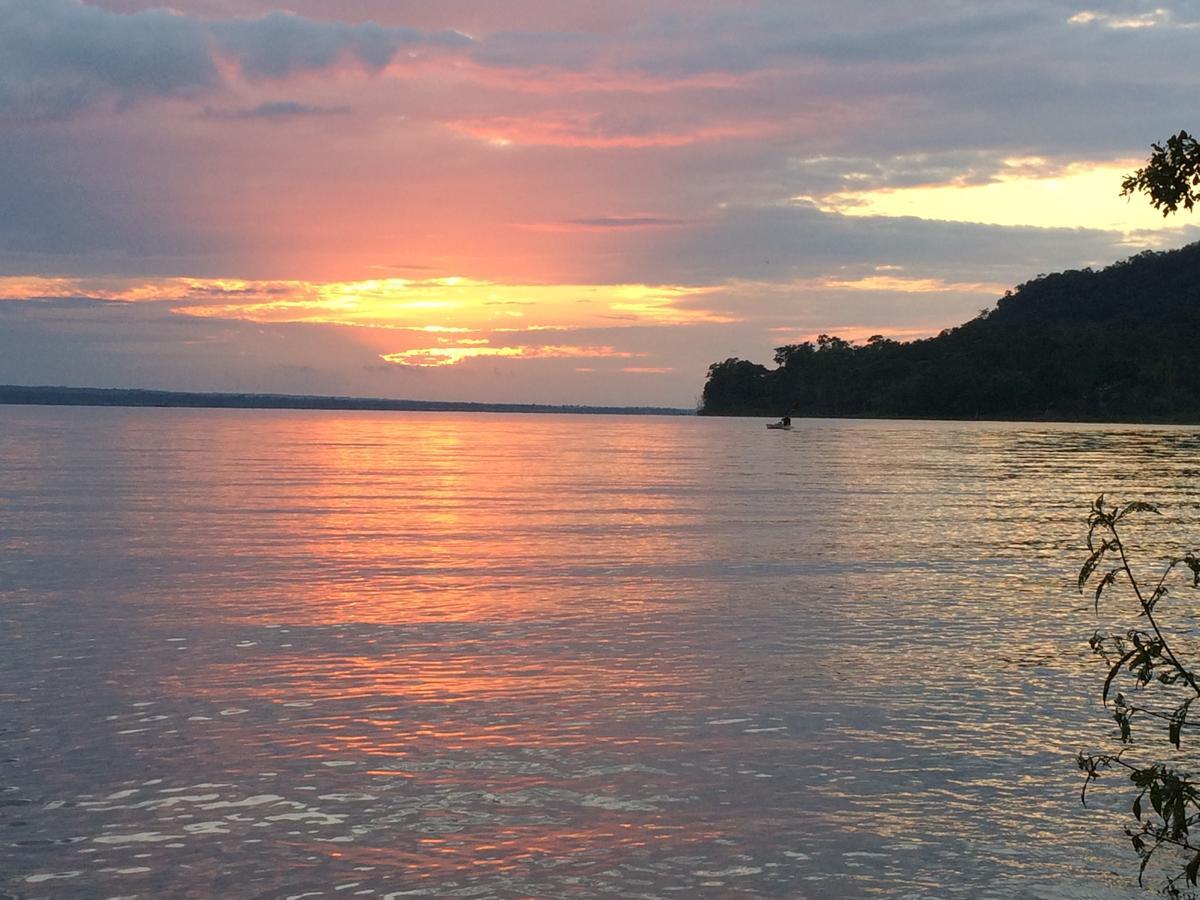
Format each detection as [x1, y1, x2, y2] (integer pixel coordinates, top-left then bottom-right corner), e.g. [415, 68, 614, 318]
[202, 100, 352, 119]
[0, 0, 470, 121]
[602, 1, 1200, 160]
[0, 296, 383, 395]
[625, 202, 1198, 287]
[209, 11, 468, 79]
[0, 0, 218, 120]
[629, 5, 1048, 76]
[783, 151, 1012, 196]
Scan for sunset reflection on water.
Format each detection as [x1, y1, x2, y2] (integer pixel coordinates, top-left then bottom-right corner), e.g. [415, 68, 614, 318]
[3, 408, 1196, 896]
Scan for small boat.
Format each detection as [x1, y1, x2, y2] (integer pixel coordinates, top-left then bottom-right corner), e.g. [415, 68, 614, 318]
[766, 423, 792, 430]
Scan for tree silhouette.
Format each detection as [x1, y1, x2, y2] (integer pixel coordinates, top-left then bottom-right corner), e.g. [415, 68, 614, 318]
[1122, 130, 1200, 216]
[699, 243, 1200, 422]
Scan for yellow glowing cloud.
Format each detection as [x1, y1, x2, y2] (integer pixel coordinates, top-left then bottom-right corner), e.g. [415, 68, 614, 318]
[0, 276, 93, 298]
[0, 275, 728, 331]
[806, 159, 1189, 233]
[1068, 9, 1171, 28]
[606, 284, 737, 324]
[819, 274, 1010, 294]
[380, 345, 641, 367]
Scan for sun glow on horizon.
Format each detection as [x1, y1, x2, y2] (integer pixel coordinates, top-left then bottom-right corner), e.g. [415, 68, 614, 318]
[819, 274, 1010, 294]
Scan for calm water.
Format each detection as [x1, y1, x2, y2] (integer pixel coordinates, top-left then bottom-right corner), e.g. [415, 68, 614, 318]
[3, 408, 1200, 898]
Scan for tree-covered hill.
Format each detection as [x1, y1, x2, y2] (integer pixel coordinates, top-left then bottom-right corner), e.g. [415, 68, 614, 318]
[700, 242, 1200, 422]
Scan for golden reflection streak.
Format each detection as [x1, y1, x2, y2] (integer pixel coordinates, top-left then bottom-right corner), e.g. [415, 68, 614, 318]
[156, 415, 705, 765]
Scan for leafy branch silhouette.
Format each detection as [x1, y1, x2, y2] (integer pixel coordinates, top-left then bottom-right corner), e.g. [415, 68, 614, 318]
[1079, 496, 1200, 895]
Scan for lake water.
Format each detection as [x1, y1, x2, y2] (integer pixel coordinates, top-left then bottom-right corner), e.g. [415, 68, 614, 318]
[3, 407, 1200, 898]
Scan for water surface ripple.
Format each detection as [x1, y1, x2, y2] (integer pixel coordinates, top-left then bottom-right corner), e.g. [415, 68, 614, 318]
[2, 408, 1198, 898]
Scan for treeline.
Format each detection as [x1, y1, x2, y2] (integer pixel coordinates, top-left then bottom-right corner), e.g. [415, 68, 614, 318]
[701, 242, 1200, 422]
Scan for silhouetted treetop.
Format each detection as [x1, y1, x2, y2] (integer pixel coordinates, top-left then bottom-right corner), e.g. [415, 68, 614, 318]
[1123, 130, 1200, 216]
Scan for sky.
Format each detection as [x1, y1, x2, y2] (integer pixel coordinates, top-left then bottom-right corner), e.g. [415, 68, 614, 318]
[2, 0, 1199, 407]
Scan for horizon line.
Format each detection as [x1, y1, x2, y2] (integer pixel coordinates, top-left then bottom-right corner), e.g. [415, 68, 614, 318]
[0, 384, 696, 417]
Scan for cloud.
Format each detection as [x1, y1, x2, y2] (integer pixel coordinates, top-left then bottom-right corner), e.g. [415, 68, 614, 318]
[448, 110, 778, 148]
[0, 0, 218, 121]
[379, 344, 641, 367]
[202, 100, 353, 120]
[0, 0, 470, 121]
[0, 292, 395, 396]
[0, 291, 712, 404]
[1068, 8, 1177, 29]
[0, 275, 733, 330]
[635, 201, 1197, 288]
[208, 11, 469, 79]
[785, 151, 1027, 196]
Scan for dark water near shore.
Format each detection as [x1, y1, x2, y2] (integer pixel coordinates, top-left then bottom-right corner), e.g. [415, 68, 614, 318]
[4, 407, 1200, 897]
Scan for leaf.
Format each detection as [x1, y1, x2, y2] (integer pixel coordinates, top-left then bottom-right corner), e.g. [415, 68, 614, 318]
[1115, 501, 1161, 522]
[1171, 700, 1194, 750]
[1132, 769, 1154, 789]
[1079, 540, 1111, 591]
[1086, 495, 1109, 550]
[1184, 554, 1200, 587]
[1095, 569, 1119, 612]
[1104, 648, 1138, 705]
[1187, 851, 1200, 886]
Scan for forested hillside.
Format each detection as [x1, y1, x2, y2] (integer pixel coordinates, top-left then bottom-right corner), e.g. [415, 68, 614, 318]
[701, 242, 1200, 422]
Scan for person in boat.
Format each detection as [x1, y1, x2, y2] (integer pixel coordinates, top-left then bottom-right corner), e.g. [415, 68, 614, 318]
[779, 415, 791, 427]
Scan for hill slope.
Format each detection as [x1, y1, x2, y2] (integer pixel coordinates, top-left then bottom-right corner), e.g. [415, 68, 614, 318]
[700, 243, 1200, 422]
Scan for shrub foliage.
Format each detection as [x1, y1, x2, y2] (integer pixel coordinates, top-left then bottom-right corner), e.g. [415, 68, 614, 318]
[1079, 497, 1200, 895]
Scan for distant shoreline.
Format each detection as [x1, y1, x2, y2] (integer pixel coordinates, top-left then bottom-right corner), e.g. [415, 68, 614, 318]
[0, 385, 694, 417]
